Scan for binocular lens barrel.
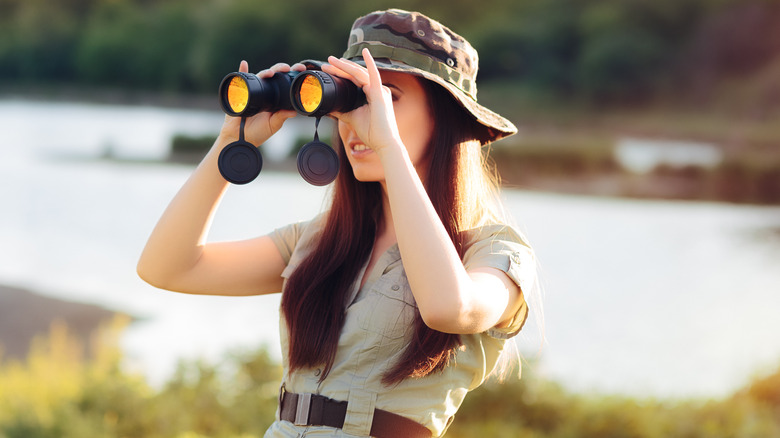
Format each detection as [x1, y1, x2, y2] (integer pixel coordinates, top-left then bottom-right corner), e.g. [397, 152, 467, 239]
[218, 69, 365, 118]
[219, 71, 295, 117]
[291, 71, 366, 118]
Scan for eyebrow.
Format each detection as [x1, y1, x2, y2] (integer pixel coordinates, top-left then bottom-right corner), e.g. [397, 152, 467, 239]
[384, 83, 403, 93]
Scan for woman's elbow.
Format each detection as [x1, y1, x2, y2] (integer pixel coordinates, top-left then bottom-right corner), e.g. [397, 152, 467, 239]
[418, 301, 490, 335]
[136, 260, 159, 288]
[136, 258, 174, 291]
[419, 310, 459, 333]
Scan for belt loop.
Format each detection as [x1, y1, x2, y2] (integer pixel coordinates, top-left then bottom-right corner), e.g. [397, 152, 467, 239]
[278, 382, 286, 407]
[342, 389, 377, 436]
[294, 392, 312, 426]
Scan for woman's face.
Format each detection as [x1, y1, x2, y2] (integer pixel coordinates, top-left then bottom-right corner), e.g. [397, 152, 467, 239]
[338, 71, 433, 183]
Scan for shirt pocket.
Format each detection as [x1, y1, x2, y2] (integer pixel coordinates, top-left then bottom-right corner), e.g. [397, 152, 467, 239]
[359, 273, 417, 341]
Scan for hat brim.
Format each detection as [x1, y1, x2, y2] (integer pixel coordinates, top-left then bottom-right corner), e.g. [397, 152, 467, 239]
[301, 59, 517, 145]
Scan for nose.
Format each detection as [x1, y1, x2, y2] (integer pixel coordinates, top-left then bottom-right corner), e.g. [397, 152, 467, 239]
[337, 120, 357, 144]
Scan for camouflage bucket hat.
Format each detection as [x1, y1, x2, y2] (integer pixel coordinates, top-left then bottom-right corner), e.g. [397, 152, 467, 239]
[322, 9, 517, 144]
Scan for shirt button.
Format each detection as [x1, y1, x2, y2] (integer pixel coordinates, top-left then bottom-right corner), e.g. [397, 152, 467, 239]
[391, 284, 400, 291]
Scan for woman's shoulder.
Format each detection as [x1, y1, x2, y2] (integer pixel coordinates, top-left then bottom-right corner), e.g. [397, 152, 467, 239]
[269, 212, 328, 265]
[461, 221, 537, 292]
[462, 221, 532, 250]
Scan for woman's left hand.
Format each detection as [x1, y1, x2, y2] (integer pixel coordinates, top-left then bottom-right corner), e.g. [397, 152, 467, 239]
[322, 48, 404, 159]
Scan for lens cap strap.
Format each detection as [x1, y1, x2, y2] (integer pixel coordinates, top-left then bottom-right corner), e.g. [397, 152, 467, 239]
[239, 115, 247, 142]
[297, 117, 339, 186]
[218, 115, 263, 185]
[314, 117, 321, 142]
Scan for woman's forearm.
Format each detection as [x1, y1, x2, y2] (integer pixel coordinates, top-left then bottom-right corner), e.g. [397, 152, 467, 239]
[136, 135, 234, 289]
[380, 146, 508, 334]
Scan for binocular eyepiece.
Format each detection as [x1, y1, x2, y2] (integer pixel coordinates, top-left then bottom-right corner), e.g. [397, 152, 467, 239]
[217, 67, 360, 187]
[219, 70, 366, 118]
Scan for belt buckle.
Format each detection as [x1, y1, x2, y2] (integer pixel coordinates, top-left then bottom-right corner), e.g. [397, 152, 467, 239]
[294, 392, 312, 426]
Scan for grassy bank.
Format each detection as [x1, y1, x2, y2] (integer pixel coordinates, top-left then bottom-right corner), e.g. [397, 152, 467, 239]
[478, 75, 780, 205]
[1, 320, 779, 438]
[489, 132, 780, 204]
[0, 285, 120, 361]
[167, 100, 780, 205]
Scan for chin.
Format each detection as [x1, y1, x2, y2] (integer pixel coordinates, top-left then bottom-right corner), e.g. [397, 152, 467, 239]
[350, 170, 384, 183]
[347, 162, 384, 183]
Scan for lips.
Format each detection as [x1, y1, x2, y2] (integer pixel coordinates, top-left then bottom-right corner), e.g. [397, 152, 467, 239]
[348, 141, 373, 156]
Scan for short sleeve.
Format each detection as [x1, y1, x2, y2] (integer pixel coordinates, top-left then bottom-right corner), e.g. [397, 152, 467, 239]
[269, 220, 310, 266]
[462, 224, 536, 339]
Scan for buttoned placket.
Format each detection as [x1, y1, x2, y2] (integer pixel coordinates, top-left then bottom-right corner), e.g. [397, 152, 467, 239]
[350, 244, 402, 305]
[284, 244, 406, 438]
[345, 245, 403, 435]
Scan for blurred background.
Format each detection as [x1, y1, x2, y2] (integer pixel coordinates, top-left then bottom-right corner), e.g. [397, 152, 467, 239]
[1, 0, 779, 436]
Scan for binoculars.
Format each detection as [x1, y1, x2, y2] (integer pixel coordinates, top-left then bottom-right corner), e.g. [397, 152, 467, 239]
[219, 70, 366, 118]
[217, 69, 366, 186]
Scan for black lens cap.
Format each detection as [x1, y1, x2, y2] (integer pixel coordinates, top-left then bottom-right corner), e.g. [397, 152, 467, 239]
[218, 140, 263, 184]
[296, 141, 339, 186]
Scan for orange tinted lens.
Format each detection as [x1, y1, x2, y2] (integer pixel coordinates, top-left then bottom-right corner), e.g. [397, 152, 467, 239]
[227, 76, 249, 113]
[299, 75, 323, 113]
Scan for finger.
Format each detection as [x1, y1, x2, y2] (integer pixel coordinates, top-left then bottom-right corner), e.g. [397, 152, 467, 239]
[257, 62, 290, 79]
[321, 62, 357, 82]
[361, 49, 393, 104]
[331, 55, 365, 71]
[269, 62, 292, 73]
[239, 60, 249, 73]
[362, 48, 383, 92]
[327, 56, 369, 85]
[330, 110, 352, 126]
[291, 62, 307, 72]
[270, 109, 298, 122]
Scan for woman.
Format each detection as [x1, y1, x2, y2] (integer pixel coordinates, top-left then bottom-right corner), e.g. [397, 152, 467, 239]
[138, 9, 537, 438]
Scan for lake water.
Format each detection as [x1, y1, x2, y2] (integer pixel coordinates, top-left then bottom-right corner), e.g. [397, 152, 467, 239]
[1, 99, 779, 399]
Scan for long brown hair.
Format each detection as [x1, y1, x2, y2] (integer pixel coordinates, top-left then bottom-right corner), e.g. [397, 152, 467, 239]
[280, 77, 503, 384]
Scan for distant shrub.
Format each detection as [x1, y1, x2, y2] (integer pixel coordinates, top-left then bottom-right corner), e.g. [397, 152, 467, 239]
[490, 135, 619, 186]
[170, 134, 217, 162]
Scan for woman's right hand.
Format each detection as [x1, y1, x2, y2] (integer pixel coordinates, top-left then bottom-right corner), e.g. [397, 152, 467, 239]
[218, 60, 307, 147]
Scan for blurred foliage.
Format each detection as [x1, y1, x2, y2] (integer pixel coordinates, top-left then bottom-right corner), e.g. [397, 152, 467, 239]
[2, 321, 780, 437]
[1, 0, 779, 105]
[0, 318, 281, 438]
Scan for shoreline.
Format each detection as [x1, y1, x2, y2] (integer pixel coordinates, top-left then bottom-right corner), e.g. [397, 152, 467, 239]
[1, 93, 777, 205]
[0, 284, 122, 361]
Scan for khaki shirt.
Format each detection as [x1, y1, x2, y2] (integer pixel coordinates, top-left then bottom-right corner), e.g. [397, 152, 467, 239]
[265, 215, 536, 437]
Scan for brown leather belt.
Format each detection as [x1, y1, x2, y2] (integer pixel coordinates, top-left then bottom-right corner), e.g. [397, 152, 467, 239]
[279, 389, 431, 438]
